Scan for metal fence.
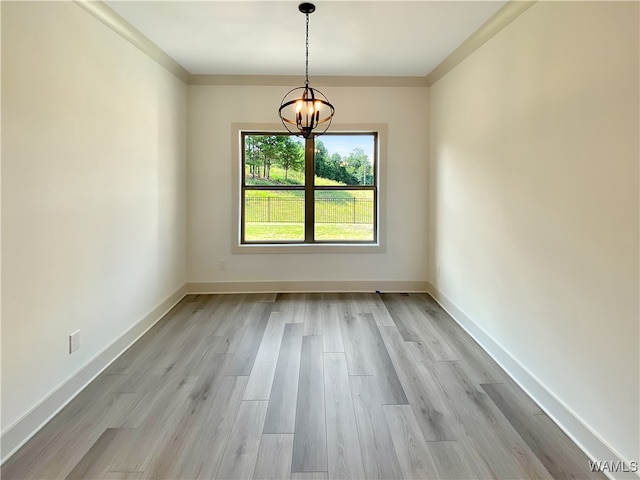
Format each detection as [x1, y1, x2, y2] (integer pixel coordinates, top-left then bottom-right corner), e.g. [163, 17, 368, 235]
[245, 197, 373, 224]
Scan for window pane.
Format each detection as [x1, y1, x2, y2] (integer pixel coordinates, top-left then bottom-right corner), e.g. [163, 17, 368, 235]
[244, 190, 304, 242]
[314, 134, 375, 186]
[244, 134, 305, 186]
[314, 190, 374, 241]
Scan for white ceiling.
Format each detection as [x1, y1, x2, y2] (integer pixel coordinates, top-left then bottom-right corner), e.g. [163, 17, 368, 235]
[106, 1, 507, 77]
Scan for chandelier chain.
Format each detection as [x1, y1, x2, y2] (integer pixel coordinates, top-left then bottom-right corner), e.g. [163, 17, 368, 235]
[305, 12, 309, 86]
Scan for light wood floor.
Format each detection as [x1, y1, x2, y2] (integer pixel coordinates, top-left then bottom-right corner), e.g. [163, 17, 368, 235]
[2, 293, 604, 480]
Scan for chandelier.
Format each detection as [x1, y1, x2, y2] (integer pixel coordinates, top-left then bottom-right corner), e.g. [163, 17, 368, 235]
[278, 3, 335, 138]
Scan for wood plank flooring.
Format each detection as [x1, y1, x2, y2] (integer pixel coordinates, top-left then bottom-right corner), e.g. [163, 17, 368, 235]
[1, 293, 605, 480]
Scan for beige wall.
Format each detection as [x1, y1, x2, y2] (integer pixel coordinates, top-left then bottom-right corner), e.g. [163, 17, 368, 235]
[187, 85, 429, 287]
[1, 0, 187, 454]
[429, 1, 639, 464]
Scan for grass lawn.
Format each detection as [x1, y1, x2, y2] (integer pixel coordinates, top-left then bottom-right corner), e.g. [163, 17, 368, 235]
[245, 223, 374, 242]
[245, 223, 304, 241]
[245, 191, 373, 224]
[244, 166, 374, 242]
[315, 223, 374, 241]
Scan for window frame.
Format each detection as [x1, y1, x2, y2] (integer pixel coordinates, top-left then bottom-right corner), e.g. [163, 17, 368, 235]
[231, 123, 387, 254]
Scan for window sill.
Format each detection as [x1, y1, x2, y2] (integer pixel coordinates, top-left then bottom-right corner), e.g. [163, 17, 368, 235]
[231, 243, 385, 254]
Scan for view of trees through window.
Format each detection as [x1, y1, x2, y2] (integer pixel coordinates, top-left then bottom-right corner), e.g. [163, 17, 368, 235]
[242, 133, 377, 243]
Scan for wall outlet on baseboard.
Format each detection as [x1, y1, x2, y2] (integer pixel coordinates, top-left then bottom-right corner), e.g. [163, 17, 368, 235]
[69, 330, 80, 354]
[219, 259, 226, 270]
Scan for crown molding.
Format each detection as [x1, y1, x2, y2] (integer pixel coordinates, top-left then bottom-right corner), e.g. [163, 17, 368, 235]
[73, 0, 191, 83]
[189, 75, 429, 87]
[426, 0, 537, 86]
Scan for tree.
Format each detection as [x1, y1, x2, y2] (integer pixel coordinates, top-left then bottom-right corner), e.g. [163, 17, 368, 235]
[313, 142, 360, 184]
[314, 140, 330, 179]
[245, 135, 263, 179]
[260, 136, 281, 179]
[343, 147, 371, 185]
[277, 137, 304, 181]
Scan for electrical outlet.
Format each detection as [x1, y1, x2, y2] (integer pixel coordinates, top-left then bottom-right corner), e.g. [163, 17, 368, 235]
[219, 259, 226, 270]
[69, 330, 80, 354]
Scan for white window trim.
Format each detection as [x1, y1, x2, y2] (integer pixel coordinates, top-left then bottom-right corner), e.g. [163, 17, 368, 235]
[231, 122, 387, 254]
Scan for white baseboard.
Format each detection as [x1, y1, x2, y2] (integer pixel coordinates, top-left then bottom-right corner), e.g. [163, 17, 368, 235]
[0, 285, 188, 464]
[426, 282, 639, 480]
[187, 280, 429, 294]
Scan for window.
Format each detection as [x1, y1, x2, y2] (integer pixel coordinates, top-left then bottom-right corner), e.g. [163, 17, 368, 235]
[236, 127, 382, 249]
